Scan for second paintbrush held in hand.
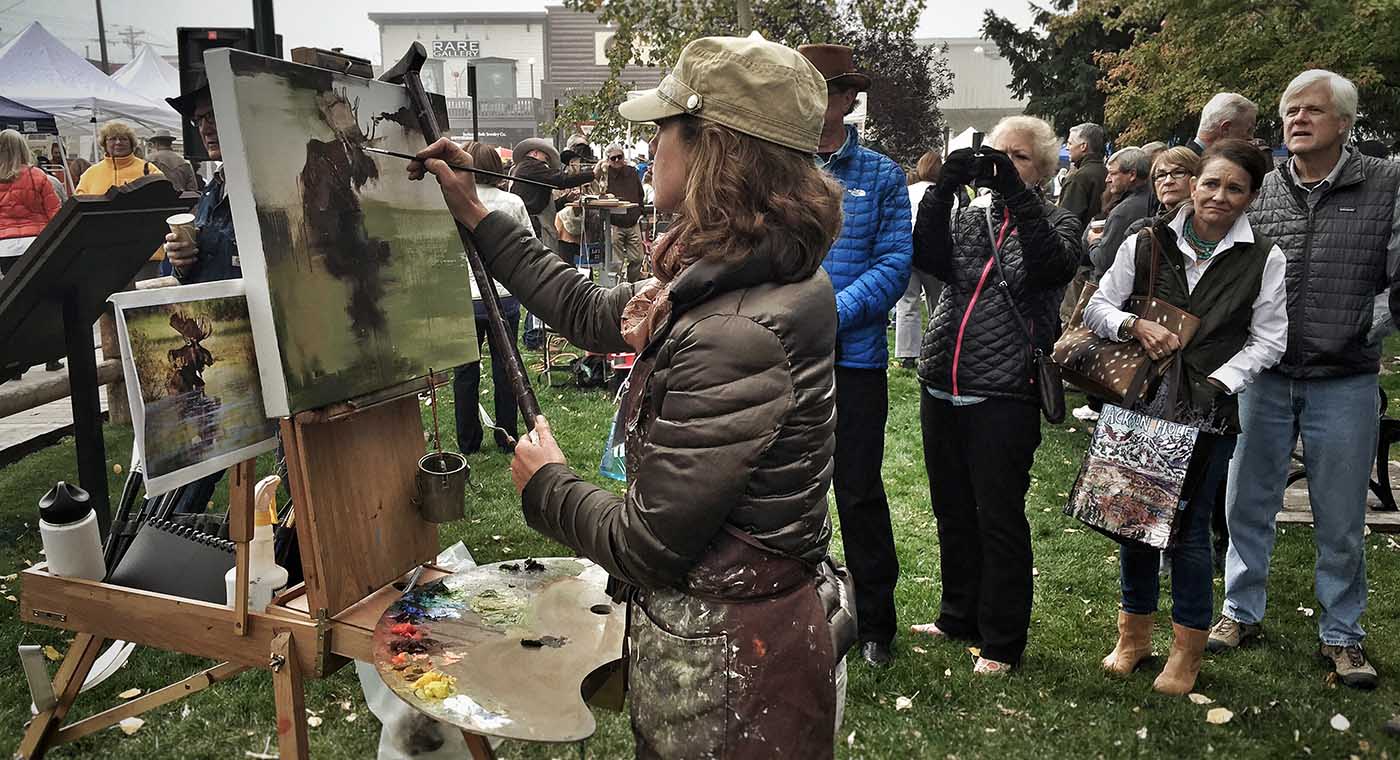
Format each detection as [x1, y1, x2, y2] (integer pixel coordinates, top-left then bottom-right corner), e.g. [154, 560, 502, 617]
[363, 146, 559, 191]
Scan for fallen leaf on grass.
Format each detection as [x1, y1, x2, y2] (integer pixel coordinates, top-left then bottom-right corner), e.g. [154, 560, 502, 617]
[846, 730, 856, 747]
[118, 717, 144, 735]
[307, 715, 323, 728]
[1297, 605, 1315, 617]
[345, 713, 358, 723]
[1188, 693, 1214, 705]
[4, 595, 16, 603]
[1205, 708, 1234, 725]
[0, 573, 15, 581]
[1330, 713, 1350, 731]
[911, 646, 928, 654]
[1136, 727, 1148, 740]
[340, 700, 352, 711]
[117, 688, 142, 699]
[895, 695, 914, 711]
[1063, 528, 1082, 533]
[181, 704, 192, 719]
[943, 668, 952, 677]
[967, 646, 981, 657]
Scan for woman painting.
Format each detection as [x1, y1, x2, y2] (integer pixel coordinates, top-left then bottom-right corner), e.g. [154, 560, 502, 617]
[411, 36, 845, 758]
[1084, 139, 1286, 695]
[909, 115, 1082, 674]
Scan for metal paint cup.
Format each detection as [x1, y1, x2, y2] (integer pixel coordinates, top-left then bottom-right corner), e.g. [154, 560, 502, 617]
[414, 451, 469, 523]
[166, 212, 197, 246]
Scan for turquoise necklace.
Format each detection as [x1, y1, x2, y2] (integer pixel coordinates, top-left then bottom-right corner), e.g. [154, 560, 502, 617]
[1182, 212, 1222, 260]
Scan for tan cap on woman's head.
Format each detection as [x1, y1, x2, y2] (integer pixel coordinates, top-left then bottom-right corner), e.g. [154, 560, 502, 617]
[618, 34, 827, 153]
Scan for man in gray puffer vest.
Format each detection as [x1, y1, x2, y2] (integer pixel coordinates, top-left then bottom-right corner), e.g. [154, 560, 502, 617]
[1209, 70, 1400, 691]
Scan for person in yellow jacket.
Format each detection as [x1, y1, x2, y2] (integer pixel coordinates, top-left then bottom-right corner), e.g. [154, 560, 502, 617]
[75, 122, 162, 196]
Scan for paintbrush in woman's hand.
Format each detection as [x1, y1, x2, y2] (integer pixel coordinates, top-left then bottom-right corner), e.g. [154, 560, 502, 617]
[361, 146, 560, 190]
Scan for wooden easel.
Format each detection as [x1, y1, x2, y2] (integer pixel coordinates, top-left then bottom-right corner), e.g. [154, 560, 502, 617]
[16, 391, 498, 759]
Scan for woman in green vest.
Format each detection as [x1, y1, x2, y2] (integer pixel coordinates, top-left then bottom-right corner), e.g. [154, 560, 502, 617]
[1082, 139, 1288, 696]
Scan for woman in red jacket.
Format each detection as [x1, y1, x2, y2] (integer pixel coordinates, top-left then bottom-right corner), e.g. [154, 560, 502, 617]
[0, 128, 61, 276]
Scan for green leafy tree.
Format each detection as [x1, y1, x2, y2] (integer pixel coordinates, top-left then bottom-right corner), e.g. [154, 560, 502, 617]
[1095, 0, 1400, 147]
[981, 0, 1148, 136]
[551, 0, 952, 165]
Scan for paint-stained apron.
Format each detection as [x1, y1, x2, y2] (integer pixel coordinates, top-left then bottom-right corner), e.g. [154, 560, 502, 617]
[619, 352, 837, 759]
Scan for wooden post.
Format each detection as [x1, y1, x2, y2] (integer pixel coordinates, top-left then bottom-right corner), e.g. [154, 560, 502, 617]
[228, 460, 257, 635]
[97, 309, 129, 425]
[270, 632, 309, 760]
[15, 633, 106, 760]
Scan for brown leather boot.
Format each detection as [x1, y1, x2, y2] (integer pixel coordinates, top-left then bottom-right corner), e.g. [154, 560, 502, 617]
[1102, 610, 1155, 675]
[1153, 623, 1209, 695]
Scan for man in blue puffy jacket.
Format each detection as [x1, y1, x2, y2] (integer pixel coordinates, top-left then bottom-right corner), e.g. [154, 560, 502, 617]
[800, 44, 913, 668]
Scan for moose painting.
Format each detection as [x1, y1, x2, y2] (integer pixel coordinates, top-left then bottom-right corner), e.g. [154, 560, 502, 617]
[112, 282, 277, 495]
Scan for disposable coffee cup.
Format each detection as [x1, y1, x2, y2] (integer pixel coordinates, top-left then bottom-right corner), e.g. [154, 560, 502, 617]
[167, 212, 197, 245]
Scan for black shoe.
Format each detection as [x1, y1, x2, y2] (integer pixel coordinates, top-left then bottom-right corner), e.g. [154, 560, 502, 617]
[899, 357, 917, 370]
[860, 641, 893, 668]
[1384, 714, 1400, 738]
[45, 360, 64, 371]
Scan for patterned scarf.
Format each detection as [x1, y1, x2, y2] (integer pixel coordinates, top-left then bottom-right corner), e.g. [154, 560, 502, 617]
[620, 231, 689, 352]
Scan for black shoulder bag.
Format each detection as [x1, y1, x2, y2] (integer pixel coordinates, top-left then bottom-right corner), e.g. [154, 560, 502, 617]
[986, 204, 1066, 424]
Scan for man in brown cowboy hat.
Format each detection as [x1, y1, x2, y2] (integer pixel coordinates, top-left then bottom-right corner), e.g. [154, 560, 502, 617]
[146, 129, 197, 192]
[799, 43, 913, 668]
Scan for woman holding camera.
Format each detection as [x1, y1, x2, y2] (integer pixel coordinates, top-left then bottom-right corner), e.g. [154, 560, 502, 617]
[909, 116, 1081, 674]
[412, 36, 845, 758]
[1083, 139, 1286, 695]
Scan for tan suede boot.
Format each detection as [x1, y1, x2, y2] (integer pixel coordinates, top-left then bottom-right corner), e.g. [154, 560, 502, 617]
[1153, 623, 1209, 695]
[1102, 610, 1155, 675]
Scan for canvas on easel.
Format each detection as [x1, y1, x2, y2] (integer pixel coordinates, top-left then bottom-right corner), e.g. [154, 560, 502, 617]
[205, 48, 478, 417]
[110, 280, 277, 495]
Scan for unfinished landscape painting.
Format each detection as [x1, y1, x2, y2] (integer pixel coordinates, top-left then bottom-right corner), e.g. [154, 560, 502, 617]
[112, 281, 278, 494]
[206, 48, 477, 416]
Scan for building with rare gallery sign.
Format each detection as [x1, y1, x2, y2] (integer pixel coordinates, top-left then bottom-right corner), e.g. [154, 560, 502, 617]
[369, 5, 661, 148]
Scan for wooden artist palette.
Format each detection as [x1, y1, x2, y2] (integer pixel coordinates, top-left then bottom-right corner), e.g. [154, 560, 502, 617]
[371, 558, 625, 742]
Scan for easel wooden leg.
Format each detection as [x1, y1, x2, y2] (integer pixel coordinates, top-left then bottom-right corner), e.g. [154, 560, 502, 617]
[53, 662, 248, 745]
[462, 730, 498, 760]
[15, 633, 106, 760]
[270, 631, 309, 760]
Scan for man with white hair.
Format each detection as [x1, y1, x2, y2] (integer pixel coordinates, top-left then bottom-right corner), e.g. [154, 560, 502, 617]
[1086, 146, 1153, 278]
[1186, 93, 1258, 155]
[1210, 70, 1400, 691]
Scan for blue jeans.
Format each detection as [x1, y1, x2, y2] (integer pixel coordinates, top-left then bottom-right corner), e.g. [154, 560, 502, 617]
[1222, 371, 1376, 646]
[1121, 434, 1235, 630]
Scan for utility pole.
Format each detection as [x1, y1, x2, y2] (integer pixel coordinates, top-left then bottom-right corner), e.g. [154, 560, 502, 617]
[115, 25, 145, 59]
[94, 0, 109, 71]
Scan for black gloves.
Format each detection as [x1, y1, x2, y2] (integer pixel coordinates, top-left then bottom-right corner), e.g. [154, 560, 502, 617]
[933, 146, 1028, 201]
[972, 147, 1027, 198]
[932, 147, 979, 201]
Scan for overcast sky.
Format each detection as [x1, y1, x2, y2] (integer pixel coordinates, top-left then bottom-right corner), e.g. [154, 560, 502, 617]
[0, 0, 1037, 66]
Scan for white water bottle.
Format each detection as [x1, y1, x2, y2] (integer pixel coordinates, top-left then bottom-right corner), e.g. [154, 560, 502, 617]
[39, 481, 106, 581]
[225, 475, 289, 612]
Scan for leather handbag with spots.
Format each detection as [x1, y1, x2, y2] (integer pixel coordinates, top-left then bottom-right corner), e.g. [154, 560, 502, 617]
[1052, 230, 1200, 407]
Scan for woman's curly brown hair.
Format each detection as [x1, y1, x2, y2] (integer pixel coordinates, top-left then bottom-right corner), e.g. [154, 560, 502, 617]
[653, 115, 843, 283]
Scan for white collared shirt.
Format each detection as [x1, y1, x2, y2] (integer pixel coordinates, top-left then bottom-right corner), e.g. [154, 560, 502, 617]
[1082, 204, 1288, 393]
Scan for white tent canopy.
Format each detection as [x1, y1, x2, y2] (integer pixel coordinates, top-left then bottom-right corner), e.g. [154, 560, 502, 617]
[947, 126, 979, 153]
[111, 44, 182, 105]
[0, 22, 181, 135]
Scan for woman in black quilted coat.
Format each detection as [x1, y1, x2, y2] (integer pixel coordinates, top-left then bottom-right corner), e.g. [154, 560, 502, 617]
[909, 115, 1082, 674]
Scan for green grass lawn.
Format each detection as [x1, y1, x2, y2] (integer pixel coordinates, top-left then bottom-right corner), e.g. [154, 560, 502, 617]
[1, 338, 1398, 759]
